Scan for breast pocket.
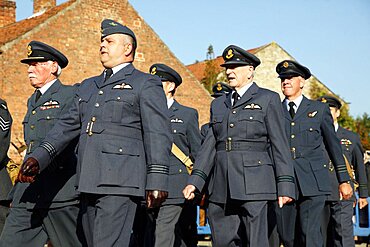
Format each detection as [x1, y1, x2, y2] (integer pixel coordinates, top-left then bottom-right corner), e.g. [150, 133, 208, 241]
[78, 92, 92, 119]
[238, 111, 266, 139]
[299, 122, 321, 146]
[210, 114, 224, 136]
[103, 92, 135, 123]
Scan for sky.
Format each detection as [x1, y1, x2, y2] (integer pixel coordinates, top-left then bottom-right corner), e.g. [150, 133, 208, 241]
[16, 0, 370, 117]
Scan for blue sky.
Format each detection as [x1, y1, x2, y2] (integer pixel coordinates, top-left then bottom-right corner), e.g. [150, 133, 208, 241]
[17, 0, 370, 117]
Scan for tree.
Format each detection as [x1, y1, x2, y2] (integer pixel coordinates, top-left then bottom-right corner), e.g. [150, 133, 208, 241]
[309, 80, 355, 129]
[202, 45, 219, 93]
[354, 113, 370, 150]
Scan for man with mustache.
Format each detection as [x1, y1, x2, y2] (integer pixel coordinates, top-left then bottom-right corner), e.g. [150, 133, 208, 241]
[184, 45, 295, 246]
[16, 20, 172, 247]
[0, 41, 83, 247]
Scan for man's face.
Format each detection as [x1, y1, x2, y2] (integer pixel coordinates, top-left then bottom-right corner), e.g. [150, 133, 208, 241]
[161, 81, 175, 97]
[329, 106, 340, 122]
[225, 65, 254, 90]
[26, 61, 57, 88]
[100, 34, 128, 68]
[280, 76, 304, 99]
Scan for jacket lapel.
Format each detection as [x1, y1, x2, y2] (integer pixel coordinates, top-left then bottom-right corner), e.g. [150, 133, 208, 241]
[294, 96, 311, 120]
[233, 82, 258, 108]
[35, 80, 62, 108]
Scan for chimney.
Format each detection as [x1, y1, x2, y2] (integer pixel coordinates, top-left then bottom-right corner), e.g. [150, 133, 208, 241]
[0, 0, 16, 28]
[33, 0, 56, 14]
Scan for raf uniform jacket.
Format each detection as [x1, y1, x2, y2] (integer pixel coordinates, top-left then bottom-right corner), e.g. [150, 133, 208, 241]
[283, 96, 350, 197]
[0, 99, 13, 202]
[189, 83, 295, 203]
[11, 80, 79, 209]
[165, 100, 201, 205]
[326, 126, 368, 201]
[31, 64, 172, 196]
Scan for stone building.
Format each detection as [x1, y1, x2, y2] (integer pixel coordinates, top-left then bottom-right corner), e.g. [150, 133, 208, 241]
[187, 42, 336, 100]
[0, 0, 211, 161]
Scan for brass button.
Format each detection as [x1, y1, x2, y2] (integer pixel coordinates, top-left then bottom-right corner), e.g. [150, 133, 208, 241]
[95, 103, 100, 107]
[309, 128, 313, 131]
[249, 116, 253, 120]
[227, 137, 232, 141]
[258, 160, 262, 164]
[32, 110, 36, 115]
[46, 116, 50, 120]
[291, 122, 295, 126]
[179, 169, 182, 173]
[324, 164, 327, 167]
[98, 90, 103, 95]
[291, 134, 295, 139]
[88, 132, 93, 136]
[30, 125, 35, 130]
[291, 147, 296, 151]
[229, 123, 235, 128]
[173, 129, 177, 133]
[117, 96, 121, 100]
[232, 110, 237, 114]
[91, 116, 96, 122]
[118, 148, 123, 153]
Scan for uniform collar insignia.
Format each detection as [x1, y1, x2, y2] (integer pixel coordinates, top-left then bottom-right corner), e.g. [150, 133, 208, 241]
[244, 103, 261, 110]
[308, 111, 318, 117]
[112, 83, 133, 90]
[40, 100, 60, 110]
[171, 118, 183, 123]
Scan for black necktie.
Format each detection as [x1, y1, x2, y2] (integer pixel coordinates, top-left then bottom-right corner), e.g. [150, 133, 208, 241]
[35, 90, 42, 102]
[232, 91, 240, 106]
[104, 68, 113, 82]
[288, 101, 296, 118]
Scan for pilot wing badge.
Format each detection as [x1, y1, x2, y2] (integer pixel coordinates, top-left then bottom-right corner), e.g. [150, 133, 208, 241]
[113, 83, 133, 90]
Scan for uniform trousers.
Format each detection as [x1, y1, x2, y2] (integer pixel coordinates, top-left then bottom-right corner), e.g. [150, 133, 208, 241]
[154, 204, 182, 247]
[80, 193, 138, 247]
[322, 200, 355, 247]
[0, 204, 9, 234]
[0, 205, 83, 247]
[208, 200, 268, 247]
[276, 195, 326, 247]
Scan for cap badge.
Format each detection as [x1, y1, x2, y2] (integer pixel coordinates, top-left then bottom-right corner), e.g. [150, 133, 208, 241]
[216, 83, 222, 91]
[226, 49, 234, 59]
[27, 45, 32, 56]
[150, 67, 157, 75]
[321, 98, 327, 103]
[109, 22, 118, 26]
[283, 61, 289, 68]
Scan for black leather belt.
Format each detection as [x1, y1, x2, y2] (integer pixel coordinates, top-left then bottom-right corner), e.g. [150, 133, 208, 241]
[216, 140, 267, 152]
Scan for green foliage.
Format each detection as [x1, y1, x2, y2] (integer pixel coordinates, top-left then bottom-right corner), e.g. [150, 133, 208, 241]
[202, 45, 218, 93]
[354, 113, 370, 150]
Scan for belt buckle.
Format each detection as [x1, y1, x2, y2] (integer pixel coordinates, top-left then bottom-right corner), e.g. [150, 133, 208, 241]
[226, 139, 232, 152]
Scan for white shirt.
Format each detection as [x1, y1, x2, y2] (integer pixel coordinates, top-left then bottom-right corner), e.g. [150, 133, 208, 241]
[105, 63, 130, 77]
[167, 98, 174, 109]
[334, 122, 339, 132]
[232, 82, 253, 105]
[38, 79, 57, 95]
[284, 95, 303, 113]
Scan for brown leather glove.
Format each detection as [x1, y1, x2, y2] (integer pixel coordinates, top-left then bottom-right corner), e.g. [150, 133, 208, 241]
[16, 157, 40, 183]
[146, 190, 168, 208]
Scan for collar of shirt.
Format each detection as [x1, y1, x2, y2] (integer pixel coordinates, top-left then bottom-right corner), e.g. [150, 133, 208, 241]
[284, 95, 303, 112]
[334, 122, 339, 132]
[167, 98, 174, 109]
[108, 62, 130, 76]
[235, 81, 253, 98]
[38, 79, 57, 95]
